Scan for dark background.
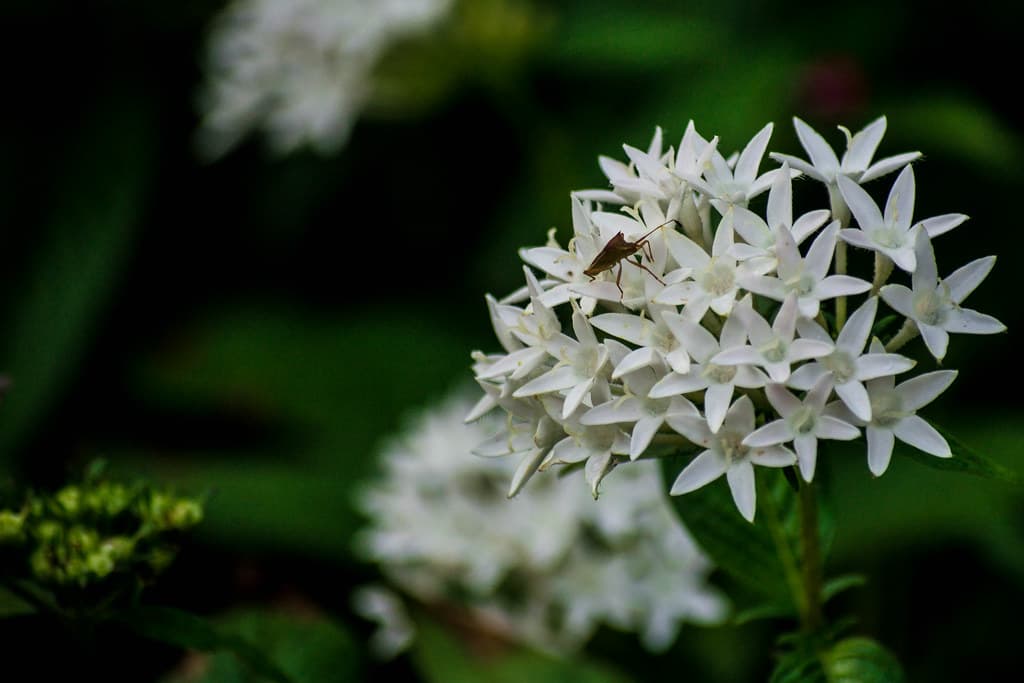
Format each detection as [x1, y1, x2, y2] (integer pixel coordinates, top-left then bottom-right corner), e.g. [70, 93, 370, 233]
[1, 0, 1022, 680]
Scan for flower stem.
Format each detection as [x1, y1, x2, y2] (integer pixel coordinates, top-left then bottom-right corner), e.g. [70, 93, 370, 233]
[872, 252, 894, 294]
[758, 475, 806, 620]
[797, 479, 824, 632]
[885, 318, 920, 352]
[834, 241, 848, 330]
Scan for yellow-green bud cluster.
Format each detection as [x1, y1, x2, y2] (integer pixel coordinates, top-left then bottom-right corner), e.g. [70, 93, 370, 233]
[0, 465, 203, 594]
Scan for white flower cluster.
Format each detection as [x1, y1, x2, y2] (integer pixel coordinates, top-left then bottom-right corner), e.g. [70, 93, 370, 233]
[470, 117, 1005, 521]
[198, 0, 452, 156]
[354, 393, 726, 655]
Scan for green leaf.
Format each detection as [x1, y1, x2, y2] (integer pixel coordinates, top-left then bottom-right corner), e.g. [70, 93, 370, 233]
[0, 94, 154, 464]
[898, 424, 1024, 486]
[771, 634, 905, 683]
[411, 617, 632, 683]
[822, 637, 906, 682]
[822, 574, 866, 603]
[160, 609, 360, 683]
[0, 585, 35, 619]
[541, 8, 725, 70]
[113, 606, 293, 683]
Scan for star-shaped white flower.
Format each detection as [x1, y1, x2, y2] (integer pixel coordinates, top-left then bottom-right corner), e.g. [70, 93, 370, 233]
[520, 197, 605, 310]
[649, 312, 766, 433]
[590, 307, 691, 377]
[513, 307, 610, 418]
[541, 395, 631, 498]
[771, 115, 921, 186]
[790, 297, 916, 421]
[726, 162, 831, 274]
[827, 340, 957, 475]
[711, 294, 832, 383]
[667, 396, 796, 522]
[740, 222, 870, 318]
[655, 210, 744, 319]
[880, 230, 1004, 360]
[744, 376, 861, 481]
[839, 164, 966, 273]
[684, 123, 794, 208]
[582, 361, 700, 460]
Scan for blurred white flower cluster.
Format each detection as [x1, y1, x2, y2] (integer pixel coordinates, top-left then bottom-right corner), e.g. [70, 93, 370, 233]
[198, 0, 452, 156]
[354, 393, 726, 656]
[470, 117, 1004, 521]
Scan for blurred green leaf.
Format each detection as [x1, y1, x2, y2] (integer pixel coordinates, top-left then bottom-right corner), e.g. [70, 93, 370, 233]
[111, 310, 472, 559]
[822, 574, 866, 602]
[160, 609, 359, 683]
[897, 424, 1024, 486]
[541, 8, 724, 70]
[0, 585, 35, 619]
[891, 96, 1021, 172]
[771, 634, 904, 683]
[661, 457, 791, 601]
[412, 617, 632, 683]
[0, 94, 154, 464]
[115, 606, 293, 683]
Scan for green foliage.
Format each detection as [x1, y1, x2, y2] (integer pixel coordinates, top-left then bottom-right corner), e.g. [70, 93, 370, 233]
[660, 456, 833, 610]
[117, 606, 296, 683]
[113, 309, 472, 560]
[897, 424, 1024, 486]
[0, 462, 202, 609]
[771, 633, 906, 683]
[412, 617, 631, 683]
[0, 93, 155, 464]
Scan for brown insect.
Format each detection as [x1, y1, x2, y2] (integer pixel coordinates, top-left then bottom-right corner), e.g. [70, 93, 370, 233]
[584, 219, 677, 295]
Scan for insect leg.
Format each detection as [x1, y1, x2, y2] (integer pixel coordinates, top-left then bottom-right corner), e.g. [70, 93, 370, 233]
[625, 258, 667, 286]
[615, 262, 625, 298]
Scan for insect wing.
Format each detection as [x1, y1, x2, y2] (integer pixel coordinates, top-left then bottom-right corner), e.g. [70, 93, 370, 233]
[584, 233, 635, 276]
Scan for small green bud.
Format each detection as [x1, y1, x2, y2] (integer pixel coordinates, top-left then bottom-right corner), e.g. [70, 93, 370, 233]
[66, 525, 99, 552]
[148, 546, 176, 573]
[86, 550, 115, 578]
[101, 536, 134, 560]
[56, 486, 82, 517]
[34, 520, 63, 542]
[29, 548, 53, 580]
[167, 499, 203, 529]
[0, 510, 24, 541]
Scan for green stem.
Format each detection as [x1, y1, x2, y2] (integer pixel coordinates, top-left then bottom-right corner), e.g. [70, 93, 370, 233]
[834, 241, 848, 330]
[885, 318, 920, 352]
[872, 252, 894, 294]
[797, 480, 824, 632]
[758, 475, 806, 620]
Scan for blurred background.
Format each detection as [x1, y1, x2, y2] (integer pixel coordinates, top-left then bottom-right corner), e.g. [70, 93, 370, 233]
[1, 0, 1022, 680]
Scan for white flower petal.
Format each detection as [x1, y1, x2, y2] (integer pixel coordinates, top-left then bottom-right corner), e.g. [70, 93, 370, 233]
[883, 165, 916, 232]
[665, 230, 711, 270]
[513, 365, 578, 397]
[841, 116, 886, 172]
[582, 397, 646, 425]
[591, 313, 652, 346]
[837, 297, 878, 353]
[918, 323, 950, 361]
[835, 381, 872, 421]
[670, 450, 728, 495]
[613, 347, 661, 379]
[919, 213, 968, 238]
[860, 152, 922, 183]
[663, 312, 719, 362]
[789, 339, 834, 362]
[893, 415, 951, 457]
[563, 378, 596, 418]
[794, 434, 818, 482]
[788, 362, 828, 391]
[894, 370, 957, 411]
[769, 152, 824, 182]
[839, 228, 876, 251]
[912, 229, 937, 291]
[712, 346, 763, 367]
[837, 174, 883, 231]
[743, 419, 792, 447]
[749, 445, 797, 467]
[944, 256, 996, 304]
[792, 209, 832, 244]
[879, 284, 914, 318]
[666, 415, 712, 446]
[804, 222, 840, 281]
[943, 308, 1006, 335]
[726, 460, 757, 522]
[794, 117, 840, 174]
[630, 415, 664, 460]
[854, 353, 916, 381]
[866, 426, 896, 476]
[704, 383, 734, 433]
[816, 415, 860, 440]
[816, 274, 872, 300]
